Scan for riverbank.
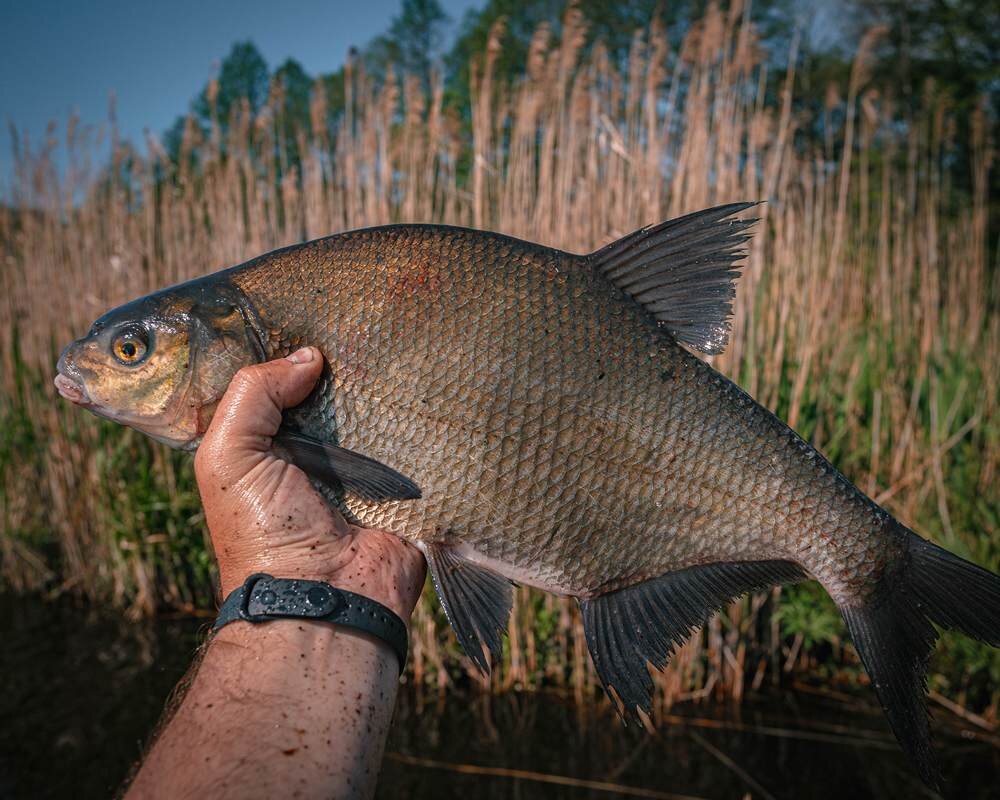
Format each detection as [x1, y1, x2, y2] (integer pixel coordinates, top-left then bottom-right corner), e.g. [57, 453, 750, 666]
[3, 594, 997, 800]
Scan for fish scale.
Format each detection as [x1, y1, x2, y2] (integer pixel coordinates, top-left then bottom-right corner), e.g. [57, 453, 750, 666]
[231, 223, 878, 596]
[55, 204, 1000, 789]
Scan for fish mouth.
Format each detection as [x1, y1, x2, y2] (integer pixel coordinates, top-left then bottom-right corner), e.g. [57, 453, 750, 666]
[54, 372, 91, 406]
[54, 349, 93, 407]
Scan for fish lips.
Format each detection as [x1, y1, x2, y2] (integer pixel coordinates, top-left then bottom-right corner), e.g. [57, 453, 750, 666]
[54, 372, 88, 404]
[54, 349, 94, 408]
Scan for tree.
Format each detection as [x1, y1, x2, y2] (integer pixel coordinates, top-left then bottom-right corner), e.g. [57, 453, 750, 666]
[850, 0, 999, 210]
[165, 42, 270, 161]
[441, 0, 808, 116]
[365, 0, 450, 89]
[852, 0, 998, 118]
[198, 41, 270, 122]
[271, 58, 314, 168]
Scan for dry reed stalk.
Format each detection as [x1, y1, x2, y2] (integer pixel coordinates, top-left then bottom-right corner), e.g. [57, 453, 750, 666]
[0, 4, 995, 714]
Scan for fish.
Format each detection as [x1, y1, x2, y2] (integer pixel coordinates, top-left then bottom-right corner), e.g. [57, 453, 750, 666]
[54, 203, 1000, 789]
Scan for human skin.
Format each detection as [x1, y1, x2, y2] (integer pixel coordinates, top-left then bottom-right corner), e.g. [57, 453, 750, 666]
[124, 347, 426, 800]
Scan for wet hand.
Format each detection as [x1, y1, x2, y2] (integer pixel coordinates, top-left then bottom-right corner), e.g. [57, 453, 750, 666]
[194, 347, 426, 620]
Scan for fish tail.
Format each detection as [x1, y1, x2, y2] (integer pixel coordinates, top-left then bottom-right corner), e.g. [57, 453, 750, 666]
[838, 529, 1000, 791]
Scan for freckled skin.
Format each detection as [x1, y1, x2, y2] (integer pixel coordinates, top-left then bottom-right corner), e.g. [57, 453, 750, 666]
[214, 224, 903, 604]
[121, 353, 422, 800]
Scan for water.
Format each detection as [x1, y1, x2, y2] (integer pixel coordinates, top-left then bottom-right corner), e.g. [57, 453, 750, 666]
[2, 594, 997, 799]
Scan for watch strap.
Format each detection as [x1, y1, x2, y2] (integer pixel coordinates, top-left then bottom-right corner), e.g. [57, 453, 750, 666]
[214, 573, 408, 670]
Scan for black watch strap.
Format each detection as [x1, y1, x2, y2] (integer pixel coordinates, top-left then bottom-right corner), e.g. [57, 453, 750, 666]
[213, 573, 408, 670]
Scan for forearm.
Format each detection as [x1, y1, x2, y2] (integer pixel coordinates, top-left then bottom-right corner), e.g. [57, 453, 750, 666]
[124, 353, 424, 799]
[126, 620, 399, 800]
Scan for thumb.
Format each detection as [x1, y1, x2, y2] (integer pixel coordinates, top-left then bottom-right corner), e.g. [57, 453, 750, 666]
[201, 347, 324, 458]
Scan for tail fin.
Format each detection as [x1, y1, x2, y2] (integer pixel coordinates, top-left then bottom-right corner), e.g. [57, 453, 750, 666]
[840, 533, 1000, 790]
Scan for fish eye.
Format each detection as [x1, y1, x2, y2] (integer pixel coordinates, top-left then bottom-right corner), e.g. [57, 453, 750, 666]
[111, 328, 150, 366]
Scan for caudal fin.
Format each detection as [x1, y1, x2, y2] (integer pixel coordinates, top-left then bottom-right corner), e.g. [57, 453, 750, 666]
[840, 533, 1000, 790]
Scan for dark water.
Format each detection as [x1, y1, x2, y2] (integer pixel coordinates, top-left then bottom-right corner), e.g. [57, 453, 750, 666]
[2, 595, 997, 800]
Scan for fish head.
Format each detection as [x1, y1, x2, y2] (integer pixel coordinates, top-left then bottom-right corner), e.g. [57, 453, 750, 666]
[54, 277, 264, 449]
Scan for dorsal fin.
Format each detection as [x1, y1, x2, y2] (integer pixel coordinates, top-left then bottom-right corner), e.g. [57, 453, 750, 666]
[590, 202, 760, 355]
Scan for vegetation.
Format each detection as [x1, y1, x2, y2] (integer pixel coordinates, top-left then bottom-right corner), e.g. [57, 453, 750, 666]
[1, 1, 997, 722]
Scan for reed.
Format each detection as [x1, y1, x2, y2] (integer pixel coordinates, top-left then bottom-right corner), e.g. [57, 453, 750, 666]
[1, 2, 997, 716]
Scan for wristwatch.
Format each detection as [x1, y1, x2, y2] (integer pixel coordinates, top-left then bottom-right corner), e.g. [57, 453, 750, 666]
[213, 573, 408, 670]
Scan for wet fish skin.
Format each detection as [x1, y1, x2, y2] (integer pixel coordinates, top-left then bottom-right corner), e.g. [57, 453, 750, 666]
[230, 223, 890, 600]
[54, 206, 1000, 790]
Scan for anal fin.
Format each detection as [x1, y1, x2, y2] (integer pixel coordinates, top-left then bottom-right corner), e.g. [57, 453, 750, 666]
[579, 559, 804, 722]
[424, 544, 515, 674]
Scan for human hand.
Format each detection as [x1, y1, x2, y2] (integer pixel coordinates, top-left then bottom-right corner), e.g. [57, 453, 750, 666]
[193, 347, 426, 621]
[131, 350, 416, 799]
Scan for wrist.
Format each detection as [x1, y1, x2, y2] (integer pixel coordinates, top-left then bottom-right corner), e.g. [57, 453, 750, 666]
[213, 574, 409, 671]
[215, 529, 424, 621]
[219, 558, 345, 601]
[210, 610, 392, 668]
[212, 608, 402, 679]
[220, 563, 412, 621]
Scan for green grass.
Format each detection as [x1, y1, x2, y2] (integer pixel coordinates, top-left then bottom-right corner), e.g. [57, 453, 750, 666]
[2, 316, 998, 711]
[1, 0, 995, 713]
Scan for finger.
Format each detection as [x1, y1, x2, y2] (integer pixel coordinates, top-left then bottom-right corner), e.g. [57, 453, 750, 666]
[202, 347, 323, 455]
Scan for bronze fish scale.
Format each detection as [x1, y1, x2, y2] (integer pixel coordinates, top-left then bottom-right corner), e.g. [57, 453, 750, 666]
[231, 219, 888, 599]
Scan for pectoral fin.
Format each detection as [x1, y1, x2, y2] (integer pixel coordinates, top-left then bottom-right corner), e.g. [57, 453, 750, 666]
[274, 429, 421, 502]
[579, 559, 804, 723]
[424, 544, 515, 674]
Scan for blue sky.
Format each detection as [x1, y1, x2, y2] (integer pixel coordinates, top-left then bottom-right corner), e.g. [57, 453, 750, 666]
[0, 0, 481, 182]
